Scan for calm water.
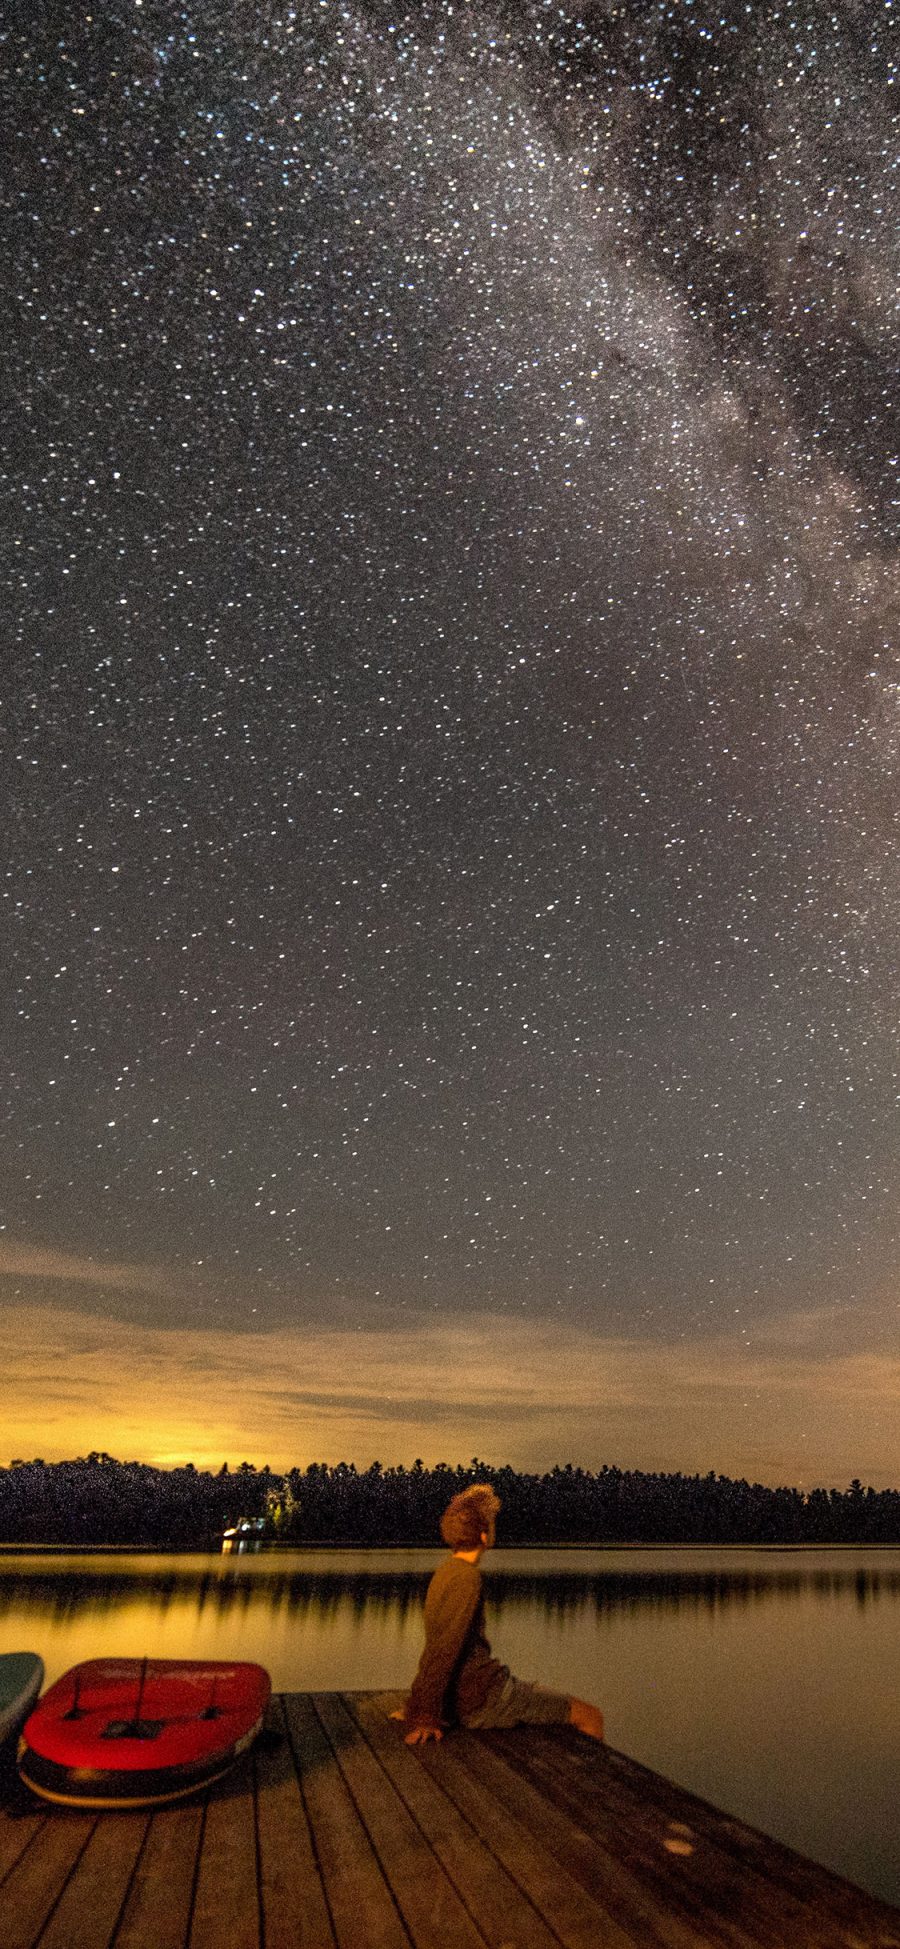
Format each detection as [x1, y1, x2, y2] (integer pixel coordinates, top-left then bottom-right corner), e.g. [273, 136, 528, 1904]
[1, 1545, 898, 1908]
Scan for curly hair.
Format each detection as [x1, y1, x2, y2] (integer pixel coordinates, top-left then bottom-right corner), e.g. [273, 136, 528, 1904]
[439, 1483, 502, 1551]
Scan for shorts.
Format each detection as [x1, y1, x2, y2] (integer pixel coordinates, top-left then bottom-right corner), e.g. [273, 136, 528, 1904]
[461, 1674, 571, 1730]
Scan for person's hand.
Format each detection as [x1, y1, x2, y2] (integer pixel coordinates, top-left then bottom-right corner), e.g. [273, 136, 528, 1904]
[403, 1722, 444, 1746]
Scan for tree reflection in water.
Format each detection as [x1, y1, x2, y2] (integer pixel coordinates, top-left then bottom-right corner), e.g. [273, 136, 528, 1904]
[2, 1554, 899, 1626]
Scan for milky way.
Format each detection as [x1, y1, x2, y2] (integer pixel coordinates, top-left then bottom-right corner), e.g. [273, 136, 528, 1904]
[3, 3, 898, 1385]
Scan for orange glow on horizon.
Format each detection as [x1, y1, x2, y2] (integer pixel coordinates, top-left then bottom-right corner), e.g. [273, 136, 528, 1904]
[2, 1297, 898, 1490]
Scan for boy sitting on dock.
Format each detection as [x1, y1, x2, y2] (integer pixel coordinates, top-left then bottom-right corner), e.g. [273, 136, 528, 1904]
[393, 1483, 604, 1744]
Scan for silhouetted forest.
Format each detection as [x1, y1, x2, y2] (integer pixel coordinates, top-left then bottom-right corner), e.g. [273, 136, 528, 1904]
[1, 1456, 898, 1547]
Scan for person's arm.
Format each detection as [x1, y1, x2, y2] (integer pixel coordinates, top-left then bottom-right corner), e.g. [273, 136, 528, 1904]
[402, 1568, 481, 1741]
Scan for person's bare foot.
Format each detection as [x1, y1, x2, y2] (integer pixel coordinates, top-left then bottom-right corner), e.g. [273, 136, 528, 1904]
[568, 1697, 604, 1740]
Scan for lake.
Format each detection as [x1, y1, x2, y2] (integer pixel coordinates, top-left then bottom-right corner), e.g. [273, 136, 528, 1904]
[1, 1544, 898, 1908]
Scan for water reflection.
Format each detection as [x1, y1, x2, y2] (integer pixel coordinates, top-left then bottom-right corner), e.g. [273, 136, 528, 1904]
[0, 1561, 429, 1627]
[2, 1549, 899, 1628]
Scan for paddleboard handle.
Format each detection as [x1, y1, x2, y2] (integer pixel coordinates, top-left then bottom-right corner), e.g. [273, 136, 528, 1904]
[114, 1654, 157, 1738]
[62, 1670, 87, 1721]
[201, 1674, 221, 1720]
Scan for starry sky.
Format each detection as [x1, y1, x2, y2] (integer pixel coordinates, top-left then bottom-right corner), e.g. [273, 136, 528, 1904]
[3, 1, 898, 1486]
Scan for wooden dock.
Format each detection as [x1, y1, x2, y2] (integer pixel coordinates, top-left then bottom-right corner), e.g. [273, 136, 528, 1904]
[1, 1691, 898, 1949]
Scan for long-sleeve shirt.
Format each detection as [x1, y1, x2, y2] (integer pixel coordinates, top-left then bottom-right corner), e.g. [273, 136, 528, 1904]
[404, 1554, 507, 1730]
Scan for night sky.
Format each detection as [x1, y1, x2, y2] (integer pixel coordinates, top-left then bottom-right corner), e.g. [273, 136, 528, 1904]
[3, 1, 898, 1485]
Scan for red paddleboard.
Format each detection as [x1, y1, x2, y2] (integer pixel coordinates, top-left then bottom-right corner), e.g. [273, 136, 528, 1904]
[18, 1658, 271, 1809]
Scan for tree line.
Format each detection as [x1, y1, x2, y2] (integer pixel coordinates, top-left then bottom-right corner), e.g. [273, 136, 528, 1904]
[1, 1455, 898, 1547]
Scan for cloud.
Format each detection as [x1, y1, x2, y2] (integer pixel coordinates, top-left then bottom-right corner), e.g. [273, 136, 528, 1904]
[0, 1241, 171, 1298]
[2, 1300, 898, 1489]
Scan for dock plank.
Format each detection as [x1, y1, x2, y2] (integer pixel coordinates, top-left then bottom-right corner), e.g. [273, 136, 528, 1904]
[33, 1812, 149, 1949]
[0, 1802, 46, 1889]
[112, 1798, 205, 1949]
[0, 1810, 96, 1949]
[469, 1730, 805, 1949]
[442, 1725, 704, 1949]
[254, 1696, 335, 1949]
[417, 1721, 636, 1947]
[513, 1732, 900, 1949]
[345, 1691, 561, 1949]
[598, 1743, 900, 1949]
[188, 1755, 260, 1949]
[313, 1692, 487, 1949]
[283, 1693, 409, 1949]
